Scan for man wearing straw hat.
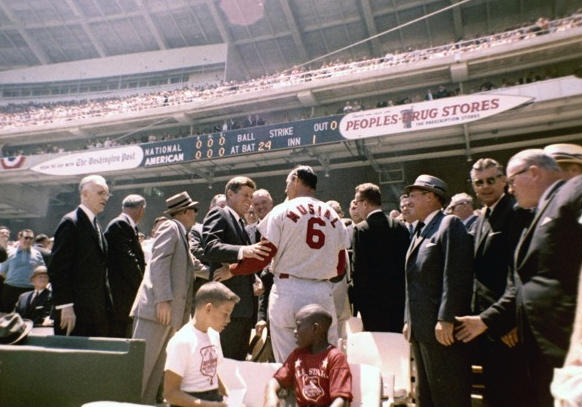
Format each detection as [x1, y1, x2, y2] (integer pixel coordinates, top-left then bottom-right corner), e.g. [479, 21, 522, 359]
[130, 191, 201, 404]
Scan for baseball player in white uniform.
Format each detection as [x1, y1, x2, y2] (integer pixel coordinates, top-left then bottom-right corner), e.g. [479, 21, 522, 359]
[258, 165, 351, 362]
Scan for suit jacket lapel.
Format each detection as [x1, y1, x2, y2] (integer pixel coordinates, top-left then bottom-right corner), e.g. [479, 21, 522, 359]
[228, 211, 250, 244]
[514, 181, 562, 269]
[406, 211, 443, 264]
[77, 207, 105, 255]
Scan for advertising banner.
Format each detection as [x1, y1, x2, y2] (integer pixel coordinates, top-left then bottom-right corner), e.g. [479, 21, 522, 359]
[25, 94, 532, 175]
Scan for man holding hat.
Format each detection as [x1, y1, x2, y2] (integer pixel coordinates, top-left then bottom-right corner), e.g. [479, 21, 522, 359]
[543, 143, 582, 180]
[403, 174, 474, 407]
[14, 265, 52, 326]
[130, 191, 202, 404]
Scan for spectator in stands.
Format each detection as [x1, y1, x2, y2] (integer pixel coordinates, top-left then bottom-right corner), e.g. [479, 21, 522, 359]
[131, 192, 202, 404]
[343, 101, 353, 113]
[455, 150, 582, 407]
[403, 175, 473, 407]
[0, 229, 45, 312]
[351, 183, 409, 333]
[13, 265, 52, 326]
[434, 85, 451, 99]
[447, 193, 478, 231]
[264, 304, 352, 407]
[49, 175, 112, 337]
[33, 233, 52, 267]
[105, 194, 147, 338]
[163, 282, 239, 406]
[0, 226, 10, 250]
[543, 143, 582, 180]
[255, 114, 265, 126]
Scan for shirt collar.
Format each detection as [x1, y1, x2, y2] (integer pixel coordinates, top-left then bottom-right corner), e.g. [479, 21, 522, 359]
[79, 204, 97, 224]
[485, 193, 505, 213]
[173, 219, 187, 236]
[421, 209, 441, 227]
[225, 205, 242, 222]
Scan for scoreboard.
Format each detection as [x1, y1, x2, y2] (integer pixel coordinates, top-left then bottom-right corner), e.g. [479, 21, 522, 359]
[142, 115, 344, 167]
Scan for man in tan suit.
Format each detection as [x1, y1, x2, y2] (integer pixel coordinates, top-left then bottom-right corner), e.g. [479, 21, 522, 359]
[130, 192, 202, 403]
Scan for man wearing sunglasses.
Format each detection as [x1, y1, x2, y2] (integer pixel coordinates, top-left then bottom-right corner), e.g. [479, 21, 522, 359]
[456, 150, 582, 406]
[454, 158, 533, 407]
[0, 229, 45, 312]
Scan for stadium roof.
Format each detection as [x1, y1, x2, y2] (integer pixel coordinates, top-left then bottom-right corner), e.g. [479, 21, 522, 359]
[0, 0, 576, 79]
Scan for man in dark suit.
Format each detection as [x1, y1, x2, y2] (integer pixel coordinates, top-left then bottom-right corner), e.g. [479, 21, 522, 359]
[14, 265, 52, 326]
[352, 182, 409, 332]
[456, 150, 582, 407]
[454, 158, 532, 407]
[202, 176, 271, 360]
[104, 194, 146, 338]
[403, 175, 473, 407]
[49, 174, 112, 337]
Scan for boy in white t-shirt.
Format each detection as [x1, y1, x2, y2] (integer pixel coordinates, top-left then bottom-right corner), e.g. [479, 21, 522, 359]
[164, 281, 240, 407]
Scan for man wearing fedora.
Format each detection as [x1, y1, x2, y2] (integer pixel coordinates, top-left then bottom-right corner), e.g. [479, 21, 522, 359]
[543, 143, 582, 180]
[403, 174, 473, 407]
[14, 265, 52, 326]
[49, 174, 112, 337]
[130, 191, 202, 404]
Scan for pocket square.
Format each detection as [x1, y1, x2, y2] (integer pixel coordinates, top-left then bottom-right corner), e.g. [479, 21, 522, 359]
[426, 242, 437, 247]
[35, 306, 44, 309]
[541, 216, 553, 226]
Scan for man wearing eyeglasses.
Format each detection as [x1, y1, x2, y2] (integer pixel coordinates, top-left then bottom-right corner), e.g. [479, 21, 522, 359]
[456, 150, 582, 407]
[402, 174, 473, 407]
[454, 158, 533, 407]
[49, 174, 112, 337]
[0, 229, 45, 312]
[446, 193, 478, 231]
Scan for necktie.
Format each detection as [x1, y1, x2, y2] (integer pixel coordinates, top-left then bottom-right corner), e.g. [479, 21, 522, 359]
[93, 217, 104, 250]
[414, 221, 425, 238]
[238, 218, 248, 242]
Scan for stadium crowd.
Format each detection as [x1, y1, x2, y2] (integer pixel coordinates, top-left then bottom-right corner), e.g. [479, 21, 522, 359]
[0, 12, 581, 132]
[1, 141, 582, 407]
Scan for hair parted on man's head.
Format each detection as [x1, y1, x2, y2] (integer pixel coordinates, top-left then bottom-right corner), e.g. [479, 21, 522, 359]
[195, 281, 240, 308]
[355, 183, 382, 206]
[225, 176, 256, 196]
[471, 158, 505, 177]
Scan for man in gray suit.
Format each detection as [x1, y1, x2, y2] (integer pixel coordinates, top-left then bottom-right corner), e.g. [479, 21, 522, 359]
[130, 191, 202, 404]
[403, 175, 473, 407]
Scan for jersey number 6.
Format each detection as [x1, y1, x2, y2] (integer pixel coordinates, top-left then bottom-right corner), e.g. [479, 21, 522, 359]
[306, 217, 326, 249]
